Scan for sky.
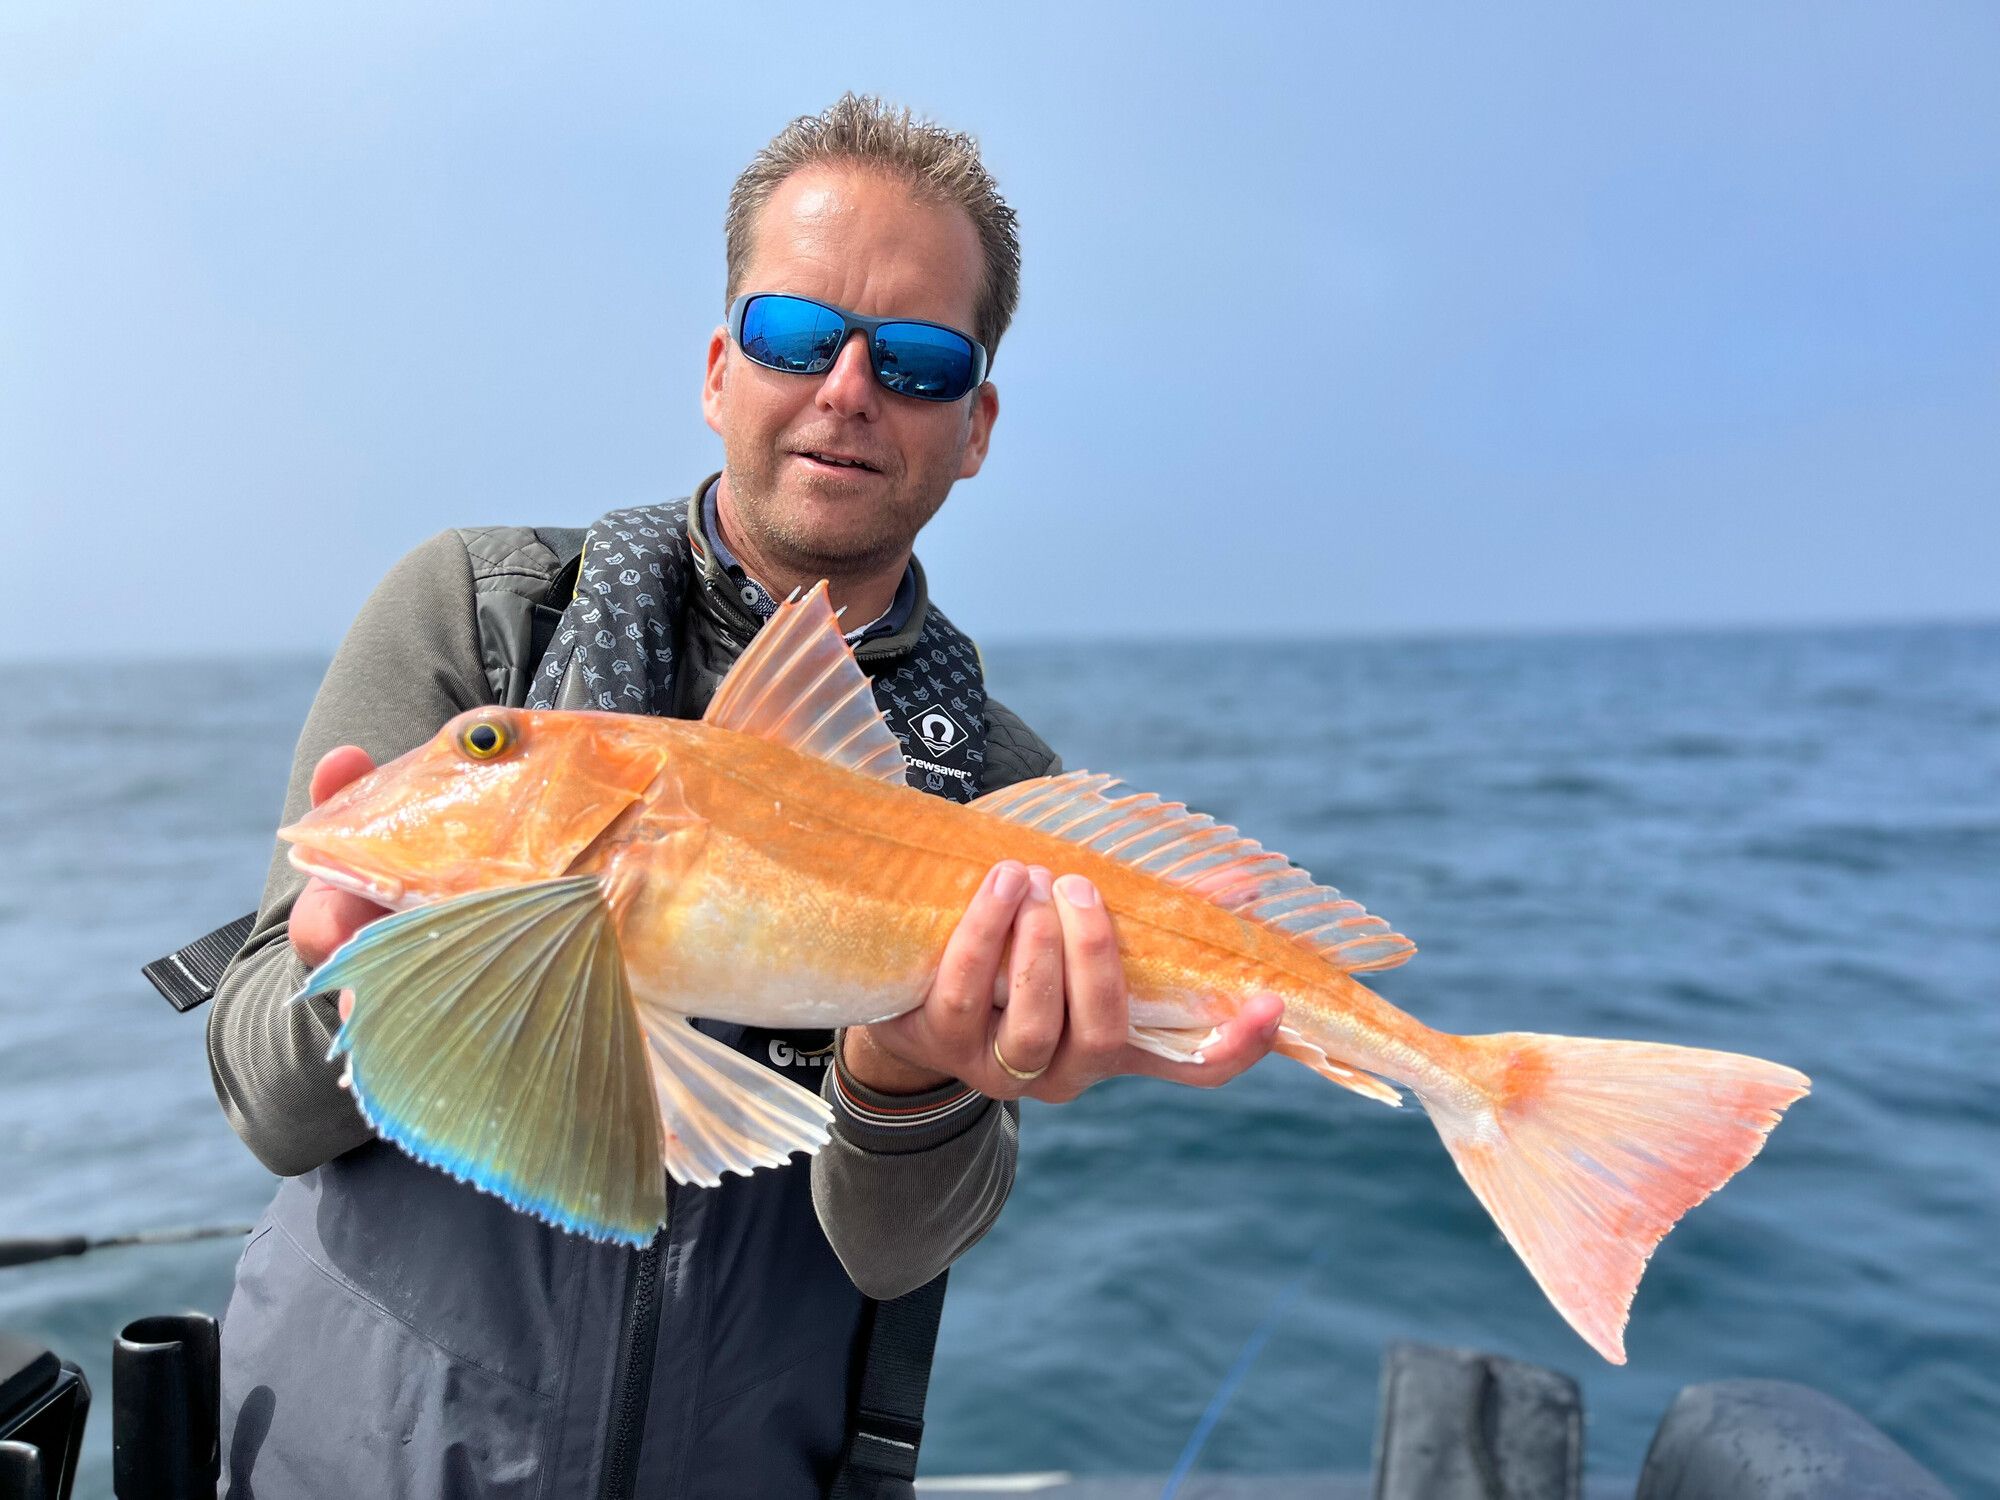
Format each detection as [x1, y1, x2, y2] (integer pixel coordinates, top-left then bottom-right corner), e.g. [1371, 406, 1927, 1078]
[2, 2, 1995, 657]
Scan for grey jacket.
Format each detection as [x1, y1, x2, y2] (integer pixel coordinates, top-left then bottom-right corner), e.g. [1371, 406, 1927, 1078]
[208, 520, 1058, 1498]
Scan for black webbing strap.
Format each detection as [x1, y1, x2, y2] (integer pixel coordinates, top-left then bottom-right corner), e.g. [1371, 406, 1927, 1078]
[142, 913, 256, 1013]
[532, 526, 589, 567]
[527, 527, 587, 689]
[829, 1271, 949, 1499]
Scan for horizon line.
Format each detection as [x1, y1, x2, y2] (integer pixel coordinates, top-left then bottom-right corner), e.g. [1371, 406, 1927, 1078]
[5, 610, 1993, 668]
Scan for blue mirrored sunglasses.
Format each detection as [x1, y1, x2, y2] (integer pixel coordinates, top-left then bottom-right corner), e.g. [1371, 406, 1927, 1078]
[727, 293, 990, 404]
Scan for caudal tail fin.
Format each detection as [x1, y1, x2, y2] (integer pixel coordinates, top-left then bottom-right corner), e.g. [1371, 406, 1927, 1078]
[1417, 1032, 1809, 1364]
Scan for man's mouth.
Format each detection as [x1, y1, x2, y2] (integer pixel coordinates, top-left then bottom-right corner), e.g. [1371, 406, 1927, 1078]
[794, 449, 882, 474]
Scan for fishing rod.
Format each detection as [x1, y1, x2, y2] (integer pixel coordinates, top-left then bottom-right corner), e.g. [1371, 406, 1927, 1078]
[0, 1225, 254, 1270]
[1157, 1241, 1332, 1500]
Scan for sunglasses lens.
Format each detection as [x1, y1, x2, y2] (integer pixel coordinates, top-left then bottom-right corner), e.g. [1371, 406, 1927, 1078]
[873, 323, 979, 401]
[739, 295, 847, 374]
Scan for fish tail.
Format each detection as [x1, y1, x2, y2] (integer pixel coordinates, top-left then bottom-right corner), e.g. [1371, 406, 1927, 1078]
[1415, 1031, 1809, 1364]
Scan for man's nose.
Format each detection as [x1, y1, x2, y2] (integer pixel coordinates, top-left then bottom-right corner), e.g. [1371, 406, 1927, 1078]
[815, 331, 880, 421]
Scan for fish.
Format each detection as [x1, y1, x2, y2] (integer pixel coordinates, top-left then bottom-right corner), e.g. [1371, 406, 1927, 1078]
[283, 582, 1810, 1365]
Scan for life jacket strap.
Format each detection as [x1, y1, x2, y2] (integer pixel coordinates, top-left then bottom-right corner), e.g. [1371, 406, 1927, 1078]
[830, 1270, 949, 1497]
[141, 912, 255, 1013]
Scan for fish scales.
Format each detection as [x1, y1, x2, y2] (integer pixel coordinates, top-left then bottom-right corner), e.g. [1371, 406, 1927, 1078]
[615, 723, 1439, 1081]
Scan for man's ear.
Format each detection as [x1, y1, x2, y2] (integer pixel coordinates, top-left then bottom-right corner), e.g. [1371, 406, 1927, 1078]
[956, 381, 1000, 480]
[701, 327, 729, 437]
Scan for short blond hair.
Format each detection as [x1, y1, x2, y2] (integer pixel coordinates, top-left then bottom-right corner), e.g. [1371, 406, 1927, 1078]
[725, 93, 1022, 360]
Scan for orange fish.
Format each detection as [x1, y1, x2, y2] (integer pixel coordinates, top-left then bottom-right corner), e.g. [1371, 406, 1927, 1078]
[285, 584, 1809, 1364]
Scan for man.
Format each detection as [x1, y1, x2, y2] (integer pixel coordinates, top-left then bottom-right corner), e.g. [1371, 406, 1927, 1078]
[209, 95, 1282, 1497]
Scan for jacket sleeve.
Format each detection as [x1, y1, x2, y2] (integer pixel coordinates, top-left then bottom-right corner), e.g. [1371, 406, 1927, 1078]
[206, 531, 490, 1177]
[809, 695, 1059, 1300]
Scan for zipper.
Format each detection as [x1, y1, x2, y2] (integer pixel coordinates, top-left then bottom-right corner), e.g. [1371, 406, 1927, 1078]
[600, 1201, 670, 1500]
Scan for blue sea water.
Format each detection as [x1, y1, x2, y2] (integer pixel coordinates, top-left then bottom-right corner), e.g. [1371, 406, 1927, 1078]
[1, 622, 1993, 1496]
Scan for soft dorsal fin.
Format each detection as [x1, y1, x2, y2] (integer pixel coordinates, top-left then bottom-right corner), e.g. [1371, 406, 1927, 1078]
[703, 582, 909, 785]
[970, 771, 1417, 974]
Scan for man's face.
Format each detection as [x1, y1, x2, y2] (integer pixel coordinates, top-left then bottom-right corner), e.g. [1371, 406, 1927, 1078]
[703, 166, 1000, 580]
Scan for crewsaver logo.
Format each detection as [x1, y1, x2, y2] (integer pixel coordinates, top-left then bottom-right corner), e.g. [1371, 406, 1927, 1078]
[909, 705, 965, 758]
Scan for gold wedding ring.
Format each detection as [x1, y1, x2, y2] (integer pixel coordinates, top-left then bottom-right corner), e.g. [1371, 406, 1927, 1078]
[992, 1034, 1048, 1083]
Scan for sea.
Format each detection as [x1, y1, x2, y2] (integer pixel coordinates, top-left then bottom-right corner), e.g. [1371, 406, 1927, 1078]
[1, 621, 1994, 1497]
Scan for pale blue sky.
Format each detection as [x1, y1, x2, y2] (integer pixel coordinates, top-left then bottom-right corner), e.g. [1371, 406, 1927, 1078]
[3, 3, 1994, 657]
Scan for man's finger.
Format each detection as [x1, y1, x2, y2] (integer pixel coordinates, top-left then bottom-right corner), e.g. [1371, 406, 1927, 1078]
[1121, 994, 1285, 1088]
[926, 861, 1031, 1047]
[291, 880, 390, 969]
[309, 745, 376, 808]
[1045, 874, 1128, 1085]
[842, 862, 1035, 1094]
[992, 867, 1064, 1086]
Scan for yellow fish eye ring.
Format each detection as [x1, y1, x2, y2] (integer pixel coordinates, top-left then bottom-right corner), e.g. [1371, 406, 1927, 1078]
[457, 717, 514, 761]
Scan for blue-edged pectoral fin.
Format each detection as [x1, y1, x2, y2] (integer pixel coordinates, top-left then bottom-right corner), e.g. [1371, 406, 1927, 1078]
[310, 877, 665, 1244]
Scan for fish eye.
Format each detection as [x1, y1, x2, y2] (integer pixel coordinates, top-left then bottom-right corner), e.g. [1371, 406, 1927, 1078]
[457, 717, 514, 761]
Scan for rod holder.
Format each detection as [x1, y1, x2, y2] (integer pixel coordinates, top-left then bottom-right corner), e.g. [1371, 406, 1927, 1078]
[112, 1315, 219, 1500]
[0, 1439, 48, 1500]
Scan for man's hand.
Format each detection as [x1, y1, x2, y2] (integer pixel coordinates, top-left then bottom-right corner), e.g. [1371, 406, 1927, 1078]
[845, 862, 1284, 1102]
[287, 745, 386, 1024]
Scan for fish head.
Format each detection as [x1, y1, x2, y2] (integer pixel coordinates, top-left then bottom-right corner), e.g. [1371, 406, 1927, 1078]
[279, 708, 669, 907]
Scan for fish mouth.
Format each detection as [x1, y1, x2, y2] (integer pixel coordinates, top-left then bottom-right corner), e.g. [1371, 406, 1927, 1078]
[283, 844, 409, 908]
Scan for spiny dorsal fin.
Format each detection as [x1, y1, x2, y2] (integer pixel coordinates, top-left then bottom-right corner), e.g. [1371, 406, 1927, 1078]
[703, 582, 909, 785]
[970, 771, 1417, 974]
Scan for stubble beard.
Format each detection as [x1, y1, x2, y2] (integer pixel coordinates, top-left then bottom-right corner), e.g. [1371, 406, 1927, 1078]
[724, 449, 956, 586]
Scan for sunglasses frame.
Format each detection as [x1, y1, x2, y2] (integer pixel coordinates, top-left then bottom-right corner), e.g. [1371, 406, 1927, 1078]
[727, 292, 991, 403]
